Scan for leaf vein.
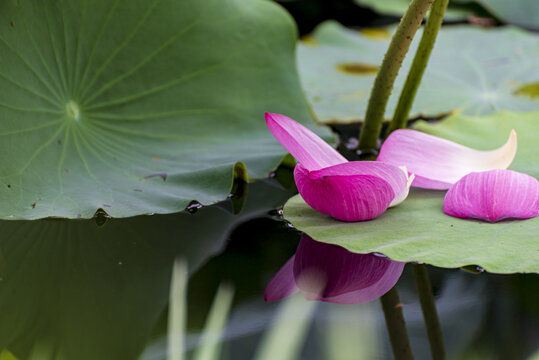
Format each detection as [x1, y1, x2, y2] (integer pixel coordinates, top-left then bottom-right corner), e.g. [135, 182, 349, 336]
[20, 123, 66, 173]
[79, 0, 161, 99]
[82, 19, 200, 106]
[85, 62, 227, 111]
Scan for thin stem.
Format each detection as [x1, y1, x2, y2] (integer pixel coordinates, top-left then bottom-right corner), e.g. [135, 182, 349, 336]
[358, 0, 434, 153]
[412, 264, 446, 360]
[380, 286, 415, 360]
[388, 0, 449, 134]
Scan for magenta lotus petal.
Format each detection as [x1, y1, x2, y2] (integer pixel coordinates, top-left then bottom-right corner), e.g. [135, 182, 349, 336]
[294, 162, 407, 221]
[265, 112, 347, 171]
[264, 234, 405, 304]
[377, 129, 517, 190]
[265, 113, 411, 221]
[443, 169, 539, 222]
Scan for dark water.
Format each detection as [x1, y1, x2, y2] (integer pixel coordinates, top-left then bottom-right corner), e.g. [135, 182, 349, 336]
[0, 179, 537, 360]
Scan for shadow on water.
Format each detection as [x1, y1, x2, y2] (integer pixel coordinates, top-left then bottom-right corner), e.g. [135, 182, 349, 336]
[0, 179, 296, 360]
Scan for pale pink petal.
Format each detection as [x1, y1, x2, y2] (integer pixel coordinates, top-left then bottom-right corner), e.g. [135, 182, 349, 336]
[443, 169, 539, 222]
[293, 234, 405, 304]
[390, 166, 415, 207]
[265, 112, 347, 171]
[377, 129, 517, 190]
[264, 256, 299, 302]
[294, 162, 405, 221]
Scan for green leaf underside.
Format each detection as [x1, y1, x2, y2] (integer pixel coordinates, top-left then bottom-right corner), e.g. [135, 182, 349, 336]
[0, 0, 320, 219]
[283, 111, 539, 273]
[298, 21, 539, 124]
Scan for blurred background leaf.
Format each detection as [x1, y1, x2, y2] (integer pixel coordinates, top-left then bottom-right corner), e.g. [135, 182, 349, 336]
[298, 22, 539, 124]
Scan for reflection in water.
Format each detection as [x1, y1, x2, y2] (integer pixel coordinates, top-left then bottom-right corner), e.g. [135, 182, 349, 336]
[1, 177, 538, 359]
[142, 226, 506, 360]
[0, 209, 230, 360]
[0, 180, 295, 360]
[264, 234, 405, 304]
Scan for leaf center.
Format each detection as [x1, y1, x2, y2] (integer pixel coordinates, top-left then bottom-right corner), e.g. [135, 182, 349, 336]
[65, 101, 81, 121]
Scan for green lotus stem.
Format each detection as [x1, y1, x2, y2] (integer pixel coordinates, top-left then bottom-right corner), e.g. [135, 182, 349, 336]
[380, 286, 415, 360]
[388, 0, 450, 134]
[358, 0, 434, 153]
[412, 264, 446, 360]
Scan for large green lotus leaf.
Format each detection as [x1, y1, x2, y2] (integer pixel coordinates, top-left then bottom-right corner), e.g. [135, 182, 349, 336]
[0, 179, 294, 360]
[283, 111, 539, 273]
[0, 0, 320, 219]
[298, 21, 539, 124]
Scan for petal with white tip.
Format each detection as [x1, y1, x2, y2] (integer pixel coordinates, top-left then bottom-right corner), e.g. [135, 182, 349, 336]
[378, 129, 517, 190]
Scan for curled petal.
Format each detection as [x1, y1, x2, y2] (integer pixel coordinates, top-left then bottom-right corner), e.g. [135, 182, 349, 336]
[265, 112, 347, 171]
[390, 166, 415, 207]
[294, 161, 407, 221]
[264, 256, 299, 302]
[310, 161, 409, 200]
[293, 234, 405, 304]
[377, 129, 517, 190]
[443, 169, 539, 222]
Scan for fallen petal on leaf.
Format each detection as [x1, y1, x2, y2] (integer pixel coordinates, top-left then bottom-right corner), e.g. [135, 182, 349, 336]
[390, 166, 415, 207]
[378, 129, 517, 189]
[443, 169, 539, 222]
[265, 112, 347, 171]
[294, 163, 397, 221]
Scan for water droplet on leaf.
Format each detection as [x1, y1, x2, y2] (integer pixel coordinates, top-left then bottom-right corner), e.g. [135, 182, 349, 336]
[186, 201, 203, 214]
[93, 208, 111, 227]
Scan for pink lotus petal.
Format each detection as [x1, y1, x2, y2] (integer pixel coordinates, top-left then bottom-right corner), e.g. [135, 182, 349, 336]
[294, 162, 403, 221]
[264, 256, 299, 302]
[265, 112, 347, 171]
[293, 234, 405, 304]
[390, 167, 415, 207]
[378, 129, 517, 190]
[443, 169, 539, 222]
[309, 161, 409, 198]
